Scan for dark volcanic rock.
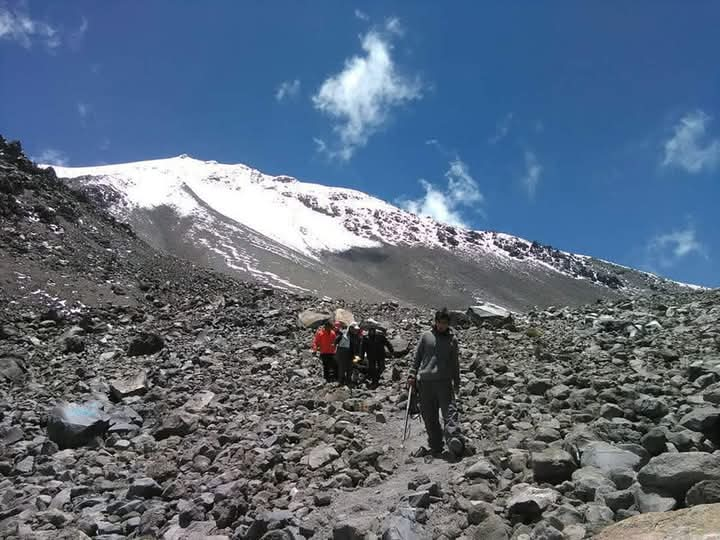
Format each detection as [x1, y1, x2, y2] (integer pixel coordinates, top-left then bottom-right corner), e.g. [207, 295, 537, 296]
[127, 332, 165, 356]
[47, 401, 110, 449]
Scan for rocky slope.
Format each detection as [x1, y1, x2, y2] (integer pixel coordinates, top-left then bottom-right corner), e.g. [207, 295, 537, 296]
[3, 136, 720, 540]
[51, 156, 696, 312]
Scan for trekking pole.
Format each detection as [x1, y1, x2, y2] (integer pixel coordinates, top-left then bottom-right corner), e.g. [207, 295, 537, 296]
[401, 385, 413, 449]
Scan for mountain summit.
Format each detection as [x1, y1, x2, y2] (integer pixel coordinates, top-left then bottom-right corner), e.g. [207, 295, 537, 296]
[53, 155, 694, 310]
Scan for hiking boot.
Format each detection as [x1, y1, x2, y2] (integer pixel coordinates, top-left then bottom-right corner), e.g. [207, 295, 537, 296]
[448, 437, 464, 458]
[411, 446, 430, 458]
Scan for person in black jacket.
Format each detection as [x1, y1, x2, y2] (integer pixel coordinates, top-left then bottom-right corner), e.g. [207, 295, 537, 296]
[361, 327, 395, 387]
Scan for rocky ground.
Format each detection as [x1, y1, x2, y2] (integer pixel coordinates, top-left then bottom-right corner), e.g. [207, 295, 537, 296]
[2, 136, 720, 539]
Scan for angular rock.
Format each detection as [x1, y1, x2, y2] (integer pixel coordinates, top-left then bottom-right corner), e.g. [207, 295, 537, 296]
[686, 480, 720, 507]
[506, 483, 559, 523]
[308, 444, 339, 469]
[469, 514, 510, 540]
[580, 441, 642, 472]
[298, 310, 330, 329]
[571, 466, 616, 502]
[634, 486, 678, 513]
[465, 458, 497, 480]
[127, 477, 162, 499]
[633, 395, 669, 420]
[153, 411, 198, 440]
[680, 407, 720, 433]
[110, 371, 149, 401]
[638, 452, 720, 498]
[47, 401, 110, 449]
[532, 448, 577, 485]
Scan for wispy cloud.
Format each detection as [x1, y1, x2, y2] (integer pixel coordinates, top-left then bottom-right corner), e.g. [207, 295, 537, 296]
[646, 224, 708, 269]
[69, 16, 88, 49]
[399, 157, 483, 228]
[312, 18, 422, 160]
[275, 79, 301, 102]
[522, 150, 542, 198]
[354, 9, 369, 21]
[77, 102, 90, 119]
[489, 113, 513, 144]
[0, 3, 60, 49]
[662, 110, 720, 173]
[32, 148, 69, 166]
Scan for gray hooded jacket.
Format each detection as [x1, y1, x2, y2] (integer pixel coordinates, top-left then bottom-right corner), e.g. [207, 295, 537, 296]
[409, 327, 460, 388]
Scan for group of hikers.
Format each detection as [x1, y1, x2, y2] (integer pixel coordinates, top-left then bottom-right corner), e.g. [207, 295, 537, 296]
[311, 319, 394, 388]
[311, 307, 466, 459]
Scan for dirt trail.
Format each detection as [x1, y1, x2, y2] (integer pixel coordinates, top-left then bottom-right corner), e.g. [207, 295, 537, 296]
[312, 388, 470, 538]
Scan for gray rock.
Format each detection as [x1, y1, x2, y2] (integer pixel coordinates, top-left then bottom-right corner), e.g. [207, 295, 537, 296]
[529, 522, 564, 540]
[467, 501, 493, 525]
[307, 444, 339, 469]
[638, 452, 720, 498]
[532, 448, 577, 485]
[686, 480, 720, 506]
[109, 371, 149, 400]
[408, 491, 430, 508]
[506, 484, 559, 522]
[640, 427, 667, 456]
[527, 378, 553, 396]
[580, 441, 642, 472]
[0, 355, 28, 384]
[153, 411, 198, 440]
[634, 486, 677, 513]
[469, 514, 510, 540]
[127, 332, 164, 356]
[571, 466, 616, 502]
[633, 395, 669, 419]
[298, 310, 330, 329]
[127, 477, 162, 499]
[680, 407, 720, 433]
[465, 458, 497, 480]
[599, 488, 635, 512]
[47, 401, 110, 449]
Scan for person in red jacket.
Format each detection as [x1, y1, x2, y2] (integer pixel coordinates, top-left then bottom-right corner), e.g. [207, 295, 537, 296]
[312, 320, 337, 383]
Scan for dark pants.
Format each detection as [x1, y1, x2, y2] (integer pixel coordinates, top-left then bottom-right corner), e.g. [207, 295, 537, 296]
[418, 379, 463, 452]
[335, 349, 352, 386]
[320, 353, 336, 382]
[367, 355, 385, 385]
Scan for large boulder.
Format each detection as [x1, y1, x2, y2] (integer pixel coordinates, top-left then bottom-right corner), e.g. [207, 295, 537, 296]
[594, 503, 720, 540]
[638, 452, 720, 498]
[298, 310, 330, 329]
[680, 407, 720, 438]
[307, 444, 339, 469]
[153, 411, 198, 440]
[686, 480, 720, 507]
[580, 441, 643, 472]
[467, 304, 514, 328]
[46, 401, 110, 449]
[109, 370, 149, 401]
[532, 448, 577, 485]
[333, 308, 355, 327]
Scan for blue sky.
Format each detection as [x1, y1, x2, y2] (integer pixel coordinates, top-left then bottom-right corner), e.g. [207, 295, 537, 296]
[2, 1, 719, 287]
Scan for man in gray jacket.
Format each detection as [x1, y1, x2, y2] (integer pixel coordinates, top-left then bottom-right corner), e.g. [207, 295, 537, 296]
[407, 308, 465, 458]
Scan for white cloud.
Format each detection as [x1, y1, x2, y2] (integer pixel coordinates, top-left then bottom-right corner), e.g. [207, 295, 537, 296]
[77, 102, 90, 119]
[489, 113, 513, 144]
[69, 16, 88, 48]
[662, 110, 720, 173]
[647, 225, 708, 269]
[354, 9, 369, 21]
[399, 158, 483, 227]
[312, 18, 422, 160]
[275, 79, 301, 102]
[522, 150, 542, 198]
[0, 4, 60, 49]
[32, 148, 68, 166]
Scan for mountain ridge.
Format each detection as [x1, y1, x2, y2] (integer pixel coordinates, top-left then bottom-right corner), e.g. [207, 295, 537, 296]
[50, 154, 702, 311]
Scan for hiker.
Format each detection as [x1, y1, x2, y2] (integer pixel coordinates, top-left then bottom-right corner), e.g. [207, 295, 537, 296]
[362, 326, 394, 387]
[407, 308, 465, 458]
[335, 322, 362, 387]
[312, 320, 337, 383]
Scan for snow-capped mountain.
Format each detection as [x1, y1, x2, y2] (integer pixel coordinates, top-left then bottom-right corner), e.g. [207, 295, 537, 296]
[52, 155, 693, 310]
